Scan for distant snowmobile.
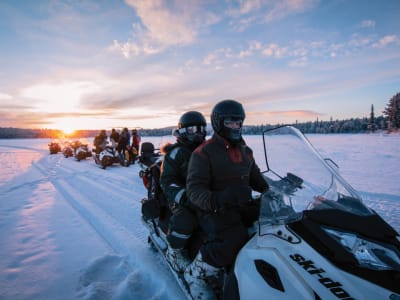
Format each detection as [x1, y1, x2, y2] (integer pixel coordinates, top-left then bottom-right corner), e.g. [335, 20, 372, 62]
[93, 143, 124, 169]
[48, 142, 61, 154]
[140, 126, 400, 300]
[74, 143, 92, 161]
[62, 142, 74, 158]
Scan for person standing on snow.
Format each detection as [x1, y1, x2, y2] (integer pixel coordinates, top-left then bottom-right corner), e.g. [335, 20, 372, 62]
[129, 129, 141, 164]
[184, 99, 268, 299]
[110, 128, 120, 149]
[117, 127, 130, 164]
[160, 111, 207, 273]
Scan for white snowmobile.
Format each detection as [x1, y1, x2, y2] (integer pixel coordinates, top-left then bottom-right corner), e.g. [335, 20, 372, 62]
[141, 126, 400, 300]
[74, 143, 92, 161]
[93, 143, 123, 169]
[232, 125, 400, 300]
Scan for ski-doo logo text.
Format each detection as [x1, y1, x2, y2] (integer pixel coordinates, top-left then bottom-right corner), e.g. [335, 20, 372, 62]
[290, 254, 354, 300]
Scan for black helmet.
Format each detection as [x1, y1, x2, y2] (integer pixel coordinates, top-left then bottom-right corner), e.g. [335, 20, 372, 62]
[211, 99, 245, 144]
[176, 111, 207, 147]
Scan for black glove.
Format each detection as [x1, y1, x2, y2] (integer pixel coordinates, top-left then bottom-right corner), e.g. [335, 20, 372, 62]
[214, 186, 252, 211]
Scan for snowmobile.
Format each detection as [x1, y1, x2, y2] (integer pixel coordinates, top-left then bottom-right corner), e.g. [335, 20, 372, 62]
[48, 141, 61, 154]
[74, 143, 92, 161]
[138, 142, 168, 227]
[62, 142, 74, 158]
[93, 143, 124, 169]
[140, 126, 400, 300]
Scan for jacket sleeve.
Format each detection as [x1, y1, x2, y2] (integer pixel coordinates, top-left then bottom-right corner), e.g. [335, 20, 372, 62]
[186, 150, 216, 212]
[160, 147, 189, 207]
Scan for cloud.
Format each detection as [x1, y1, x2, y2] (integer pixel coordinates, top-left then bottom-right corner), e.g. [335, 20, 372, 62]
[226, 0, 317, 31]
[264, 0, 317, 23]
[372, 35, 399, 48]
[226, 0, 263, 17]
[262, 43, 289, 58]
[288, 56, 308, 67]
[203, 48, 233, 65]
[349, 33, 373, 48]
[0, 92, 12, 100]
[230, 16, 258, 32]
[113, 0, 220, 57]
[238, 40, 262, 57]
[360, 20, 375, 28]
[115, 0, 318, 57]
[21, 81, 101, 111]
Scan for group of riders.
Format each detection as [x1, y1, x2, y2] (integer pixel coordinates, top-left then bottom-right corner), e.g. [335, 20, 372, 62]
[153, 99, 269, 300]
[93, 127, 141, 165]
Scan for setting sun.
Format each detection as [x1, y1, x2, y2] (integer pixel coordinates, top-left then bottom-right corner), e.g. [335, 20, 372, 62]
[62, 127, 76, 135]
[52, 118, 82, 135]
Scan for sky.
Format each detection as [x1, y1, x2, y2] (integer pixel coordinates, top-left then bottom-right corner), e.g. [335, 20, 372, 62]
[0, 0, 399, 132]
[0, 134, 399, 299]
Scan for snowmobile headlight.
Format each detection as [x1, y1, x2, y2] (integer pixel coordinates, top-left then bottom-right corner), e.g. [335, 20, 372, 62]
[322, 226, 400, 271]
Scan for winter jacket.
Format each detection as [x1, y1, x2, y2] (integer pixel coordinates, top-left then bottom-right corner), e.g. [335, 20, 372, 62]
[131, 133, 141, 147]
[110, 131, 120, 145]
[93, 135, 107, 151]
[160, 142, 193, 208]
[187, 133, 268, 214]
[117, 129, 130, 152]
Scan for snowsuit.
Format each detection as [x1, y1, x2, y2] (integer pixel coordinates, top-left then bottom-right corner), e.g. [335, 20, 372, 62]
[186, 133, 268, 268]
[160, 142, 199, 255]
[117, 129, 130, 161]
[110, 130, 120, 147]
[129, 132, 141, 163]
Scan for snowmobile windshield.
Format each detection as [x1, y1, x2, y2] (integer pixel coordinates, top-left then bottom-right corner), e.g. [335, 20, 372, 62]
[258, 126, 373, 229]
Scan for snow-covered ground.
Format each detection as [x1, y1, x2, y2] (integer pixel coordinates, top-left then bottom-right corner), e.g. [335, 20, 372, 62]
[0, 133, 399, 300]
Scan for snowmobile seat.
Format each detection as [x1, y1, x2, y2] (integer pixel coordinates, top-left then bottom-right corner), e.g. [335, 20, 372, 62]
[139, 142, 160, 166]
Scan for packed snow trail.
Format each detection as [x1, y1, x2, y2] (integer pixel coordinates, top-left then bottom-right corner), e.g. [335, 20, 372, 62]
[0, 143, 185, 299]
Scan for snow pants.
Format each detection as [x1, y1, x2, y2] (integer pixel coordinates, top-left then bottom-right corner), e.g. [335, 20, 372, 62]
[167, 206, 198, 250]
[198, 210, 248, 268]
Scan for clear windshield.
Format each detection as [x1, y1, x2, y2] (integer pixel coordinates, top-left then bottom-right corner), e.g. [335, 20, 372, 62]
[259, 126, 373, 230]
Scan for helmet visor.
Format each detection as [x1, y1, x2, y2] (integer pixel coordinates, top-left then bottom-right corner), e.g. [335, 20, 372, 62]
[223, 117, 243, 129]
[179, 125, 207, 135]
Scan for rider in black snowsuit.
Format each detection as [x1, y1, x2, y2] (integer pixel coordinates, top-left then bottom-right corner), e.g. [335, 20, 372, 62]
[160, 111, 207, 273]
[117, 128, 130, 163]
[184, 99, 268, 299]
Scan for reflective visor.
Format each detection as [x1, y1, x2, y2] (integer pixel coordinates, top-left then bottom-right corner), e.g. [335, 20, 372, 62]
[179, 125, 206, 135]
[223, 117, 242, 128]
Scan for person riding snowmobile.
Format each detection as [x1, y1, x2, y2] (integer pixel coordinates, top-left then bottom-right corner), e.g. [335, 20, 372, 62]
[160, 111, 207, 274]
[184, 99, 268, 299]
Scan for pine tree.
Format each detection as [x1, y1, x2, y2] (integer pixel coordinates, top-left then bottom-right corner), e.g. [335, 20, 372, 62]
[383, 92, 400, 130]
[368, 104, 376, 132]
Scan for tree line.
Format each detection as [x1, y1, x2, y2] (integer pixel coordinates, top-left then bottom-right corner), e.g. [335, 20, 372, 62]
[1, 92, 399, 139]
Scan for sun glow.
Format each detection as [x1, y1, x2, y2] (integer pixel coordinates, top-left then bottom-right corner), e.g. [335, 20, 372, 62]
[52, 118, 83, 135]
[62, 127, 76, 135]
[22, 81, 100, 113]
